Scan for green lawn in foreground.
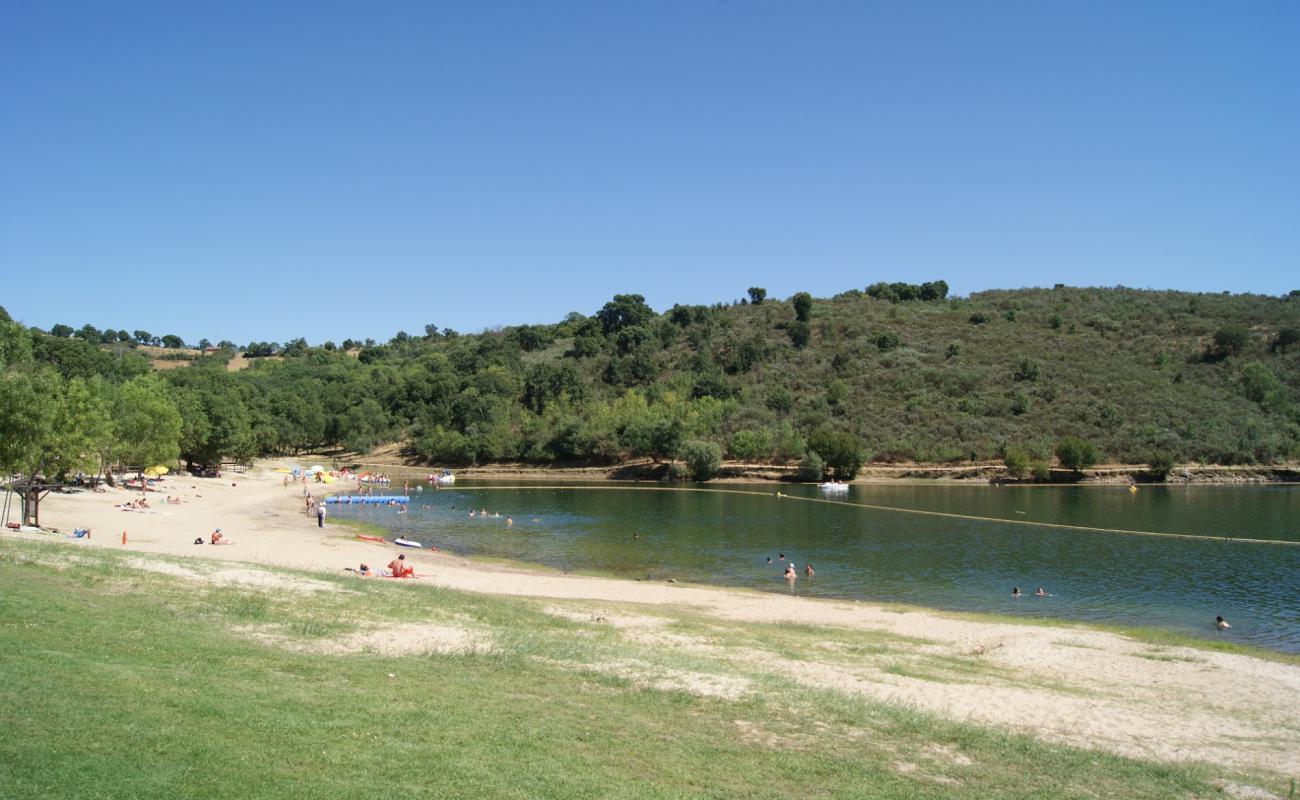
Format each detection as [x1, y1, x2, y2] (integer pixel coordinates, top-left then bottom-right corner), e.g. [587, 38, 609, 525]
[0, 539, 1283, 799]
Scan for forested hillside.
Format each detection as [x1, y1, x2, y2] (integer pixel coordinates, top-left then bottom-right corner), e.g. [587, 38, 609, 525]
[2, 284, 1298, 482]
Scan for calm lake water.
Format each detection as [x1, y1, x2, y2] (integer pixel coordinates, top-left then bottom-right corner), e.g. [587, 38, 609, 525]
[332, 482, 1300, 653]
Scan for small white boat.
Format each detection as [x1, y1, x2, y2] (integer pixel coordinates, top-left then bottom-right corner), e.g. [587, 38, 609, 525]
[394, 537, 422, 548]
[818, 481, 850, 494]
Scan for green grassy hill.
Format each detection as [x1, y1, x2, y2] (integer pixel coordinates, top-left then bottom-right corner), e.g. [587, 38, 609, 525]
[392, 285, 1300, 468]
[5, 285, 1299, 475]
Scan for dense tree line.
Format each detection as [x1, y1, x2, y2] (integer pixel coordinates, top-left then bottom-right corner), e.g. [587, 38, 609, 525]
[3, 284, 1299, 488]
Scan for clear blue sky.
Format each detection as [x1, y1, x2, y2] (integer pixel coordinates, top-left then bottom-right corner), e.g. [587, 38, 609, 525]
[3, 1, 1298, 345]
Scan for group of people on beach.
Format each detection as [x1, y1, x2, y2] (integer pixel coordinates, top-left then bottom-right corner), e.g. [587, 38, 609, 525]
[347, 554, 415, 579]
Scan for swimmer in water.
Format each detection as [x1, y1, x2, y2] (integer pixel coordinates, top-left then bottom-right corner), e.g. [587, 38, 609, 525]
[469, 510, 475, 518]
[1011, 586, 1022, 598]
[778, 553, 786, 561]
[784, 563, 797, 581]
[1216, 616, 1231, 631]
[1033, 587, 1048, 597]
[765, 557, 772, 564]
[805, 564, 814, 577]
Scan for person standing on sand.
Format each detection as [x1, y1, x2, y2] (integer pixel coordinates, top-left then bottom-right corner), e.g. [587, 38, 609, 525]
[317, 502, 326, 528]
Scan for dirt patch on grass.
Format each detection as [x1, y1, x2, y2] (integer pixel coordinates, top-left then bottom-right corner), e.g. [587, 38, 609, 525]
[542, 605, 673, 629]
[579, 658, 751, 700]
[246, 622, 490, 657]
[123, 557, 338, 593]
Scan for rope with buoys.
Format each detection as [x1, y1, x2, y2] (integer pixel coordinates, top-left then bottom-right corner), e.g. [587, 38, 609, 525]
[435, 483, 1300, 548]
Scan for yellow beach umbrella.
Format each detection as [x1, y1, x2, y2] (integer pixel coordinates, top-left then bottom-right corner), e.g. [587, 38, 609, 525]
[274, 467, 292, 473]
[143, 465, 170, 477]
[318, 473, 335, 483]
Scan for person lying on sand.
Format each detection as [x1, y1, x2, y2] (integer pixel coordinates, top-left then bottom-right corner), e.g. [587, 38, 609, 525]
[387, 554, 415, 578]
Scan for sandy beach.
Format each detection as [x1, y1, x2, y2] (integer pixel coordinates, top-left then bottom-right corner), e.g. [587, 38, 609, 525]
[11, 464, 1300, 776]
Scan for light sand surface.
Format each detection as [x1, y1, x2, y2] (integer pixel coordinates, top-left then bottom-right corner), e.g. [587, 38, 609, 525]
[12, 464, 1300, 776]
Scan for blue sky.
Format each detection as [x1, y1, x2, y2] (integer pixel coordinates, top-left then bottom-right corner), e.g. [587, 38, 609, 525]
[3, 1, 1297, 345]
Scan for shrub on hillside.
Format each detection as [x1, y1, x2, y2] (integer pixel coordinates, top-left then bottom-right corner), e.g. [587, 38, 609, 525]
[1206, 325, 1249, 360]
[1055, 436, 1100, 473]
[1003, 446, 1031, 478]
[680, 439, 722, 481]
[1272, 327, 1299, 353]
[788, 321, 811, 349]
[1013, 359, 1040, 382]
[798, 451, 825, 481]
[808, 426, 866, 481]
[871, 331, 901, 352]
[1240, 362, 1291, 414]
[1146, 452, 1176, 481]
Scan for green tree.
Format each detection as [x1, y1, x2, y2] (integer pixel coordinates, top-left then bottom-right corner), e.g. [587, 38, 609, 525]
[1, 320, 34, 368]
[791, 292, 813, 323]
[808, 426, 865, 481]
[112, 377, 182, 470]
[595, 294, 654, 336]
[0, 371, 113, 522]
[747, 287, 766, 305]
[1055, 436, 1099, 473]
[50, 377, 113, 479]
[0, 371, 57, 478]
[728, 428, 772, 461]
[680, 439, 722, 481]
